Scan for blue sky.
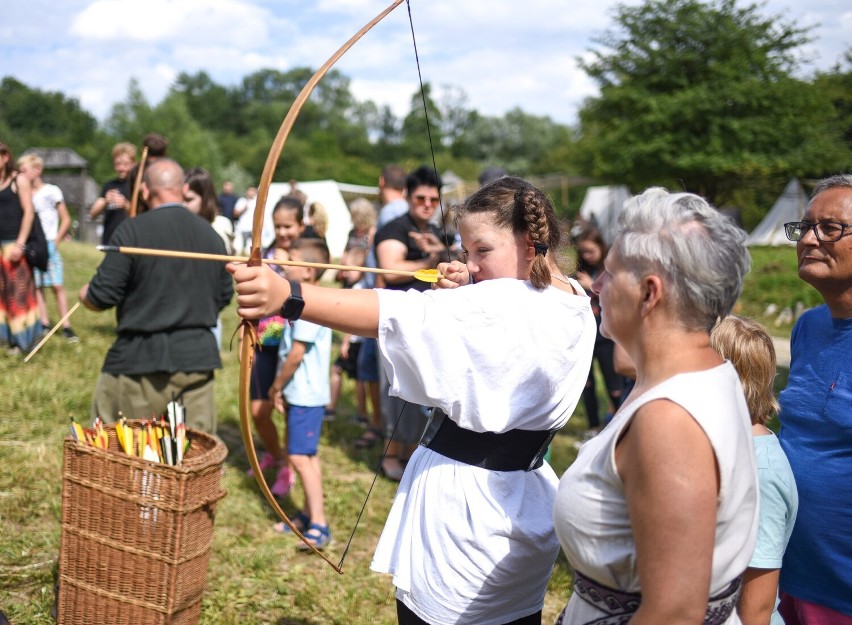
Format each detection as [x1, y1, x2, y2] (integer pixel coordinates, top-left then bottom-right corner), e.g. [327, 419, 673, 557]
[1, 0, 848, 126]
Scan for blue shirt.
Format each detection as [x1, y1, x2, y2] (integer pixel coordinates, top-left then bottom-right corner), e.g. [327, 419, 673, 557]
[277, 318, 331, 408]
[778, 304, 852, 614]
[750, 433, 798, 624]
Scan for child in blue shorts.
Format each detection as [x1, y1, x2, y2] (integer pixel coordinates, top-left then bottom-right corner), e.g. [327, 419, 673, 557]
[269, 238, 333, 550]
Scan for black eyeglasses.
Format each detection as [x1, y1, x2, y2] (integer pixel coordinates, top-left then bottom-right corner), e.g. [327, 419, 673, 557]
[784, 221, 852, 243]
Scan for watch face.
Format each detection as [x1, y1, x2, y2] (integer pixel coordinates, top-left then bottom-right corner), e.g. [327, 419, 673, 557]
[281, 280, 305, 321]
[281, 298, 305, 321]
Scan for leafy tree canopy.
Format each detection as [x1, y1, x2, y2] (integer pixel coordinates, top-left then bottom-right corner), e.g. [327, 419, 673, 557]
[2, 18, 847, 228]
[573, 0, 851, 205]
[0, 77, 101, 163]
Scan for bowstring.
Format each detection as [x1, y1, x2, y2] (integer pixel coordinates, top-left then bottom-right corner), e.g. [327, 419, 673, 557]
[336, 0, 449, 570]
[406, 0, 452, 264]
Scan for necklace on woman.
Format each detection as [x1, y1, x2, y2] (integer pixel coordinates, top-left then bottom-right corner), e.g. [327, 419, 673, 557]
[552, 272, 572, 285]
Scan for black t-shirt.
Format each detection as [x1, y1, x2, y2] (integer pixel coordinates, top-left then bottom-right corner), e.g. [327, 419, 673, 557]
[99, 177, 131, 245]
[373, 213, 446, 292]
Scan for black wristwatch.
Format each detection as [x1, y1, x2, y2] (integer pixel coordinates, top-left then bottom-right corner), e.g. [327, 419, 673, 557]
[280, 279, 305, 321]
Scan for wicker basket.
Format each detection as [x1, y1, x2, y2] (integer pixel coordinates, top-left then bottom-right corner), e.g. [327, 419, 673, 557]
[57, 422, 227, 625]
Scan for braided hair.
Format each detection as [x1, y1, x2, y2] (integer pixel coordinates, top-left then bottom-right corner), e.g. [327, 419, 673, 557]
[456, 176, 559, 290]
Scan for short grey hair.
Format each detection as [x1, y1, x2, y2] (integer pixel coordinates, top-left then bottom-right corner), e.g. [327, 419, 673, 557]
[613, 188, 751, 332]
[812, 174, 852, 200]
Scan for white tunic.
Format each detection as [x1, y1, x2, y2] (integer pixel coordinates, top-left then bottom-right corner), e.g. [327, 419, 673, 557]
[372, 278, 596, 625]
[553, 364, 759, 624]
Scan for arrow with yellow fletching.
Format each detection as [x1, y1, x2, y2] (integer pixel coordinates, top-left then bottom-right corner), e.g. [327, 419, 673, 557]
[97, 244, 442, 284]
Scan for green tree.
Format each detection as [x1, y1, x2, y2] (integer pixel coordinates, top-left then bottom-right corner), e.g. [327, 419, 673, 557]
[102, 79, 154, 140]
[438, 85, 473, 148]
[172, 71, 240, 133]
[0, 76, 101, 159]
[573, 0, 849, 205]
[453, 108, 573, 175]
[400, 83, 444, 160]
[812, 50, 852, 172]
[103, 80, 223, 180]
[359, 103, 404, 164]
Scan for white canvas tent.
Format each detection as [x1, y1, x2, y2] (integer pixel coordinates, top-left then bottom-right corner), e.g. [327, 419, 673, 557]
[578, 185, 631, 245]
[257, 180, 355, 258]
[747, 179, 808, 246]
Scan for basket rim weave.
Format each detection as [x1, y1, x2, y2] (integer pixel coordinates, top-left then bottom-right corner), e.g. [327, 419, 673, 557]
[63, 421, 228, 473]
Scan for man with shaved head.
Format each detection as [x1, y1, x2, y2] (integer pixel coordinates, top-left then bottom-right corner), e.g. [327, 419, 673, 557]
[80, 158, 233, 433]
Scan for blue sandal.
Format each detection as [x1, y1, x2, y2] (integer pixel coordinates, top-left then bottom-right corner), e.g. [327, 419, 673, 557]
[273, 511, 309, 535]
[296, 523, 331, 551]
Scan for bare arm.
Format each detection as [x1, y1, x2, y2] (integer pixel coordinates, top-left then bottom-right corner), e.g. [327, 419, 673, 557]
[90, 188, 128, 219]
[617, 400, 719, 625]
[233, 198, 247, 219]
[9, 175, 35, 263]
[737, 568, 780, 625]
[270, 340, 307, 413]
[340, 334, 351, 359]
[88, 197, 107, 219]
[229, 263, 380, 338]
[376, 239, 439, 285]
[56, 200, 72, 243]
[78, 283, 104, 312]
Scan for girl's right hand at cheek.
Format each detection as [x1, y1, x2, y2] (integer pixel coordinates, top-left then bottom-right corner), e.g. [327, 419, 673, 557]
[433, 260, 469, 289]
[227, 263, 290, 319]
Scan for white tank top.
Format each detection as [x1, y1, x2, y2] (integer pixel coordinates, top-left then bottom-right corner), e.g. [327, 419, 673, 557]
[553, 362, 759, 624]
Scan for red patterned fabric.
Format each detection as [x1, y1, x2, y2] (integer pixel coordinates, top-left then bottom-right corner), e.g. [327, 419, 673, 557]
[0, 242, 41, 350]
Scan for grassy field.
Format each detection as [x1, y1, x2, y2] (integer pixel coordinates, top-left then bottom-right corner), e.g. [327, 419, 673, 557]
[0, 241, 807, 624]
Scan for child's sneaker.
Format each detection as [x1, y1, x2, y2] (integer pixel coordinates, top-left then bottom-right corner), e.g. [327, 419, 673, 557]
[61, 327, 79, 343]
[271, 465, 296, 498]
[246, 452, 279, 477]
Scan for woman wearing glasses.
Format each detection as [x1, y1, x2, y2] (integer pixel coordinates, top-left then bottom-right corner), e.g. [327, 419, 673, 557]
[778, 175, 852, 624]
[373, 165, 450, 480]
[553, 188, 759, 624]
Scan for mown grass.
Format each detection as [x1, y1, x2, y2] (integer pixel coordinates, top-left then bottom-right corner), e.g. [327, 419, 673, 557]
[736, 245, 821, 336]
[0, 241, 803, 623]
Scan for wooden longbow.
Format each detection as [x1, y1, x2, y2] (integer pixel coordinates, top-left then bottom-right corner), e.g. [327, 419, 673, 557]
[239, 0, 405, 573]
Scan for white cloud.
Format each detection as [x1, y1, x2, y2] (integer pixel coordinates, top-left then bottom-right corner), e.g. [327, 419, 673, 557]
[70, 0, 271, 43]
[350, 78, 417, 116]
[1, 0, 847, 126]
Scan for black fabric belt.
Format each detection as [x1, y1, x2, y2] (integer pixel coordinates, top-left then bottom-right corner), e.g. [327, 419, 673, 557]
[420, 409, 556, 472]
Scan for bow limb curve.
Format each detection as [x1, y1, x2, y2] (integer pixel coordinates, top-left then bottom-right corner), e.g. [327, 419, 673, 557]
[240, 0, 406, 572]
